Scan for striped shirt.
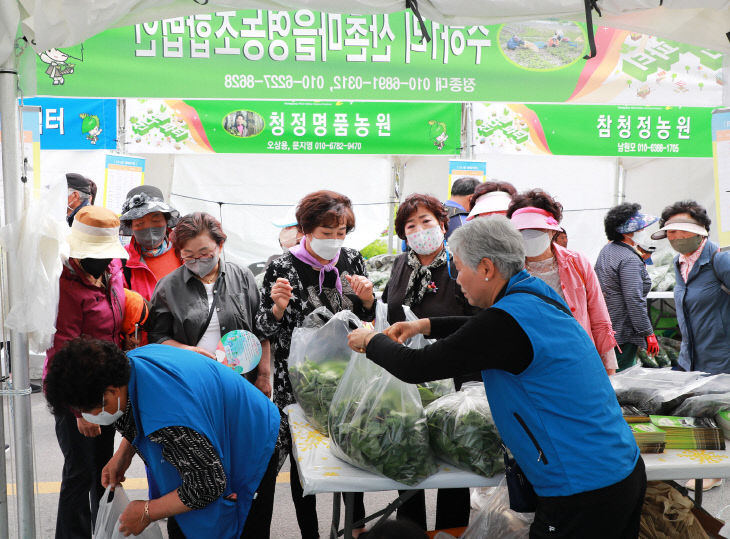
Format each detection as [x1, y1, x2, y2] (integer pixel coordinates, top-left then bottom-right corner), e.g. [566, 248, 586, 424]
[115, 401, 226, 509]
[594, 241, 653, 347]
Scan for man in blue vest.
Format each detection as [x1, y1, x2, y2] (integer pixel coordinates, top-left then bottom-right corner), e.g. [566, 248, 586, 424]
[444, 177, 479, 241]
[44, 338, 280, 539]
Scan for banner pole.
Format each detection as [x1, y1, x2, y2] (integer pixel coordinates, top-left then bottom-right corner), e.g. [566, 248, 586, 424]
[0, 47, 36, 539]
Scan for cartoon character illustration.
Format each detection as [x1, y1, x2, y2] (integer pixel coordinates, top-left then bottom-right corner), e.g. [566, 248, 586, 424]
[428, 120, 448, 150]
[80, 113, 102, 144]
[39, 48, 76, 85]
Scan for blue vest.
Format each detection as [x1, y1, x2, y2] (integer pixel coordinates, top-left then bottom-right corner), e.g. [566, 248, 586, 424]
[483, 271, 638, 497]
[127, 344, 279, 538]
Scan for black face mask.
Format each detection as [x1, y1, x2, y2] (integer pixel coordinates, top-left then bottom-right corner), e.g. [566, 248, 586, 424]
[80, 258, 112, 279]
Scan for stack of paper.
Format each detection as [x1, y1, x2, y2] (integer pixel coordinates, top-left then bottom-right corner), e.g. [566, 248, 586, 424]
[717, 410, 730, 441]
[629, 423, 666, 453]
[649, 416, 726, 450]
[622, 405, 650, 423]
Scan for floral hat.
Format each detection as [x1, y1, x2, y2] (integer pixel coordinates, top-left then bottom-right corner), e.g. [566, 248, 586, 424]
[615, 211, 658, 234]
[119, 185, 180, 235]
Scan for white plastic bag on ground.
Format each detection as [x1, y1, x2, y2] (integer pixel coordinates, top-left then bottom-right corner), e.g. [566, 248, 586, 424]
[93, 486, 163, 539]
[462, 479, 533, 539]
[287, 307, 361, 434]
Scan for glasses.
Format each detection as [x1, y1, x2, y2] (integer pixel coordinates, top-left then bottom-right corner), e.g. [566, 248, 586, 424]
[181, 248, 216, 262]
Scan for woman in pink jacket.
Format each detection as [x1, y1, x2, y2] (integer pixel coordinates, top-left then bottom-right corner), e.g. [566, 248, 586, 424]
[45, 206, 128, 539]
[508, 190, 618, 375]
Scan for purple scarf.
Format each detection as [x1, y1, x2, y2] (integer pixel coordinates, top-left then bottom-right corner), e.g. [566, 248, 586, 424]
[289, 237, 342, 296]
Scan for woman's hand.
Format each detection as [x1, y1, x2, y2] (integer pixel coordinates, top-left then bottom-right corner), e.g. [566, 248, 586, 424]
[76, 417, 101, 438]
[271, 278, 293, 320]
[348, 328, 376, 353]
[383, 320, 430, 344]
[255, 374, 272, 398]
[185, 345, 216, 360]
[101, 442, 135, 489]
[345, 275, 375, 309]
[118, 500, 150, 537]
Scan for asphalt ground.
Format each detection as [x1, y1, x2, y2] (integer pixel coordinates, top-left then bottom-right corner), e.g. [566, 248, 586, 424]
[3, 391, 729, 538]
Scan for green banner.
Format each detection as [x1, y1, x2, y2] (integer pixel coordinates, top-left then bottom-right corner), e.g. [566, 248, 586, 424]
[471, 103, 711, 157]
[34, 11, 724, 106]
[126, 99, 461, 154]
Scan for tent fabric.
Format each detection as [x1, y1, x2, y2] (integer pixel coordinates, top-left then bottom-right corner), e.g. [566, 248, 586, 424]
[168, 153, 392, 265]
[1, 0, 729, 69]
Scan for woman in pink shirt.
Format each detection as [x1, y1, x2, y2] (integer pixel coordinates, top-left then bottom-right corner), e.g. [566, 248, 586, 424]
[508, 190, 618, 375]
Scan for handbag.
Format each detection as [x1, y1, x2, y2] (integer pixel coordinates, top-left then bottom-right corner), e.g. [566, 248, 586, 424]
[501, 443, 538, 513]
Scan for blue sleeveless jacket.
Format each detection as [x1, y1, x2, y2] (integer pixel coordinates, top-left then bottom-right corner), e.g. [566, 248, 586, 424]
[127, 344, 279, 538]
[483, 271, 638, 497]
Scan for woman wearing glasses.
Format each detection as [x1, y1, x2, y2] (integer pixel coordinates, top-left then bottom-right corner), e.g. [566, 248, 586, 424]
[147, 212, 277, 538]
[381, 193, 478, 531]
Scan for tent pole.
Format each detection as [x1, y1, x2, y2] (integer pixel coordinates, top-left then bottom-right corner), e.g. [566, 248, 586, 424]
[387, 160, 399, 254]
[0, 48, 36, 539]
[614, 160, 626, 206]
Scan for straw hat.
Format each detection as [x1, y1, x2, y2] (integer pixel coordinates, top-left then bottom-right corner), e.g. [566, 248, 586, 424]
[68, 206, 129, 259]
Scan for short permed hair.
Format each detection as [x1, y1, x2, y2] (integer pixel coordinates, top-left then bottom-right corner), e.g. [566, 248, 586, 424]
[659, 200, 711, 232]
[506, 189, 563, 222]
[604, 203, 642, 242]
[449, 215, 525, 278]
[170, 212, 227, 250]
[296, 190, 356, 234]
[44, 338, 131, 416]
[450, 177, 480, 197]
[469, 181, 517, 209]
[394, 193, 449, 240]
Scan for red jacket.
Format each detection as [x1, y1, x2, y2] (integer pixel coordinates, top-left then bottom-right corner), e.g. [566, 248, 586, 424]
[124, 235, 181, 301]
[45, 258, 126, 380]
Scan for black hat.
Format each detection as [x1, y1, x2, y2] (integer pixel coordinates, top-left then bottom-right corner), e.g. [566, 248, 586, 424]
[66, 173, 92, 195]
[119, 185, 180, 235]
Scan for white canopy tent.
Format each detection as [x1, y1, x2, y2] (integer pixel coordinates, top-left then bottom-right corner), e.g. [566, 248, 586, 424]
[1, 0, 729, 536]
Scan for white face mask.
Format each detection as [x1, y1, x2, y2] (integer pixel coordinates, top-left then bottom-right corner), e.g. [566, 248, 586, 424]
[82, 396, 123, 426]
[521, 230, 552, 258]
[309, 236, 344, 260]
[406, 226, 444, 255]
[631, 228, 655, 252]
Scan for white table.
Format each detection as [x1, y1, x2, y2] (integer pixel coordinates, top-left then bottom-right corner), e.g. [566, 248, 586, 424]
[287, 404, 730, 538]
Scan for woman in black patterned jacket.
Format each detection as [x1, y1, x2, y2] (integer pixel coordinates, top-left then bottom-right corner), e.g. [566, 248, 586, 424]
[256, 190, 375, 538]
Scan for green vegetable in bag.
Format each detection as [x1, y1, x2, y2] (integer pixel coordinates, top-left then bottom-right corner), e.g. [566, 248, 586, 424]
[426, 390, 504, 478]
[289, 359, 349, 434]
[637, 348, 659, 368]
[417, 379, 455, 407]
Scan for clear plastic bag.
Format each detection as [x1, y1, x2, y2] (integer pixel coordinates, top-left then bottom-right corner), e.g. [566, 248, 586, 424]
[462, 479, 533, 539]
[611, 365, 710, 414]
[671, 392, 730, 418]
[328, 302, 438, 485]
[93, 486, 163, 539]
[287, 307, 361, 435]
[425, 386, 503, 478]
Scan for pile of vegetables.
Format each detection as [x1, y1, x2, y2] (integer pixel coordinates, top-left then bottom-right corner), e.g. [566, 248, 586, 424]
[329, 358, 437, 486]
[289, 358, 349, 435]
[426, 389, 503, 477]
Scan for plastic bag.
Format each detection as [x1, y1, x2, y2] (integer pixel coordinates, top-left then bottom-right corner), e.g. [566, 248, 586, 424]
[611, 365, 710, 414]
[462, 479, 532, 539]
[425, 386, 503, 478]
[671, 392, 730, 418]
[93, 486, 163, 539]
[639, 481, 709, 539]
[288, 307, 361, 434]
[328, 302, 438, 485]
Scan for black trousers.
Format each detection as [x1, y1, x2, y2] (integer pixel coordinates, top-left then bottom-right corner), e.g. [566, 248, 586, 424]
[167, 448, 279, 539]
[396, 487, 470, 530]
[289, 451, 366, 538]
[54, 409, 115, 539]
[530, 456, 647, 539]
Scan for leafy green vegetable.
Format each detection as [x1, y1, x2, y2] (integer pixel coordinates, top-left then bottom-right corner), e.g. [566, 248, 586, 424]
[426, 392, 504, 477]
[289, 359, 349, 435]
[417, 379, 455, 407]
[330, 389, 437, 485]
[637, 348, 659, 368]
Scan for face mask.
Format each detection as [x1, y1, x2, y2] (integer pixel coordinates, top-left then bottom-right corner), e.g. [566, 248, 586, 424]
[82, 396, 123, 426]
[184, 248, 220, 278]
[133, 226, 167, 251]
[406, 226, 444, 256]
[521, 230, 552, 258]
[630, 228, 656, 251]
[309, 237, 344, 261]
[669, 235, 703, 255]
[80, 258, 112, 279]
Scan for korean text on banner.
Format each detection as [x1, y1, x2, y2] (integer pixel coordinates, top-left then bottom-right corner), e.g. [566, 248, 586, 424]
[23, 98, 117, 150]
[103, 155, 145, 214]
